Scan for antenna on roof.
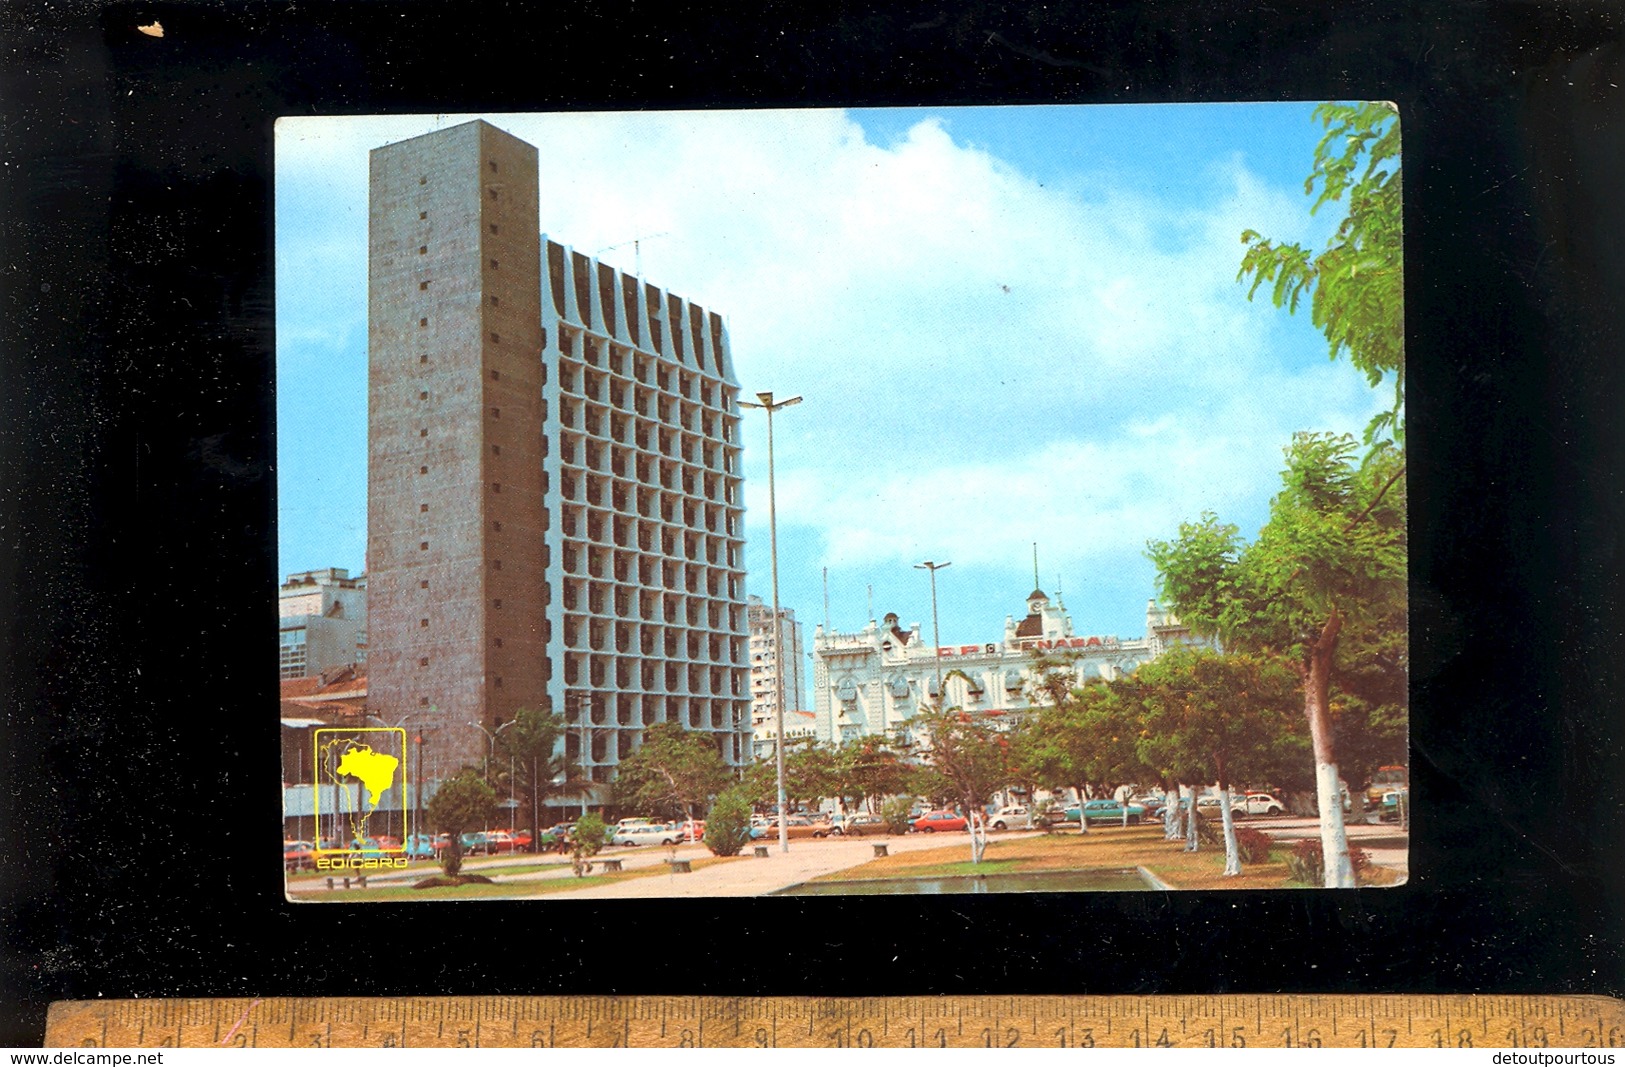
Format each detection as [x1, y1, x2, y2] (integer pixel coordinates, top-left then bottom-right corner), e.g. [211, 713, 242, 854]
[594, 231, 670, 278]
[1032, 543, 1040, 589]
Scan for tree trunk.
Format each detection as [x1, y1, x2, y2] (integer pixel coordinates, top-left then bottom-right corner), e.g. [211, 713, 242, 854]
[443, 836, 464, 878]
[1184, 786, 1199, 852]
[1302, 610, 1356, 888]
[1218, 770, 1241, 876]
[1163, 785, 1180, 841]
[1073, 782, 1089, 835]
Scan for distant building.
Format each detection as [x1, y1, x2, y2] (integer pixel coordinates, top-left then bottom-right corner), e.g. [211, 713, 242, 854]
[811, 590, 1198, 746]
[278, 568, 368, 680]
[747, 595, 804, 759]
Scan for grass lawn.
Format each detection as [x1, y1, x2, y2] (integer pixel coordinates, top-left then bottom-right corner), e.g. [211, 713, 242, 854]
[287, 855, 738, 902]
[813, 826, 1395, 890]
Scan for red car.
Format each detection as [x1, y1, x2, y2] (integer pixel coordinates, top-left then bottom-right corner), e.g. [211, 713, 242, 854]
[912, 810, 968, 833]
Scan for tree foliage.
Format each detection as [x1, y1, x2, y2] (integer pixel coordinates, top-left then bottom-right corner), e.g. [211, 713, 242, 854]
[1238, 102, 1404, 446]
[1147, 432, 1406, 886]
[610, 722, 729, 820]
[494, 706, 580, 848]
[703, 786, 756, 857]
[426, 768, 497, 877]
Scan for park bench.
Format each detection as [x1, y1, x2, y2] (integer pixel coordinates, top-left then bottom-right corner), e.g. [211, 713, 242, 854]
[667, 859, 693, 873]
[753, 845, 769, 858]
[325, 876, 368, 889]
[871, 844, 889, 858]
[598, 858, 623, 873]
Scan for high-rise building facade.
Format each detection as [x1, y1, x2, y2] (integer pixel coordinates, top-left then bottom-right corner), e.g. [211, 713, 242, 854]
[367, 120, 750, 780]
[746, 594, 804, 759]
[278, 568, 368, 680]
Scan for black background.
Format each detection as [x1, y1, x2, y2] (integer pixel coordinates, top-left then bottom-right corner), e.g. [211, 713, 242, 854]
[2, 0, 1622, 1047]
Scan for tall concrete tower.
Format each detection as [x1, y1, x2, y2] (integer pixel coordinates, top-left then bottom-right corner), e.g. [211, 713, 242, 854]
[365, 119, 751, 794]
[367, 121, 548, 772]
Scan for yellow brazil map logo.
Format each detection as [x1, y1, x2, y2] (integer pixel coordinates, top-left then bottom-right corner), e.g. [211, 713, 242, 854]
[312, 727, 409, 869]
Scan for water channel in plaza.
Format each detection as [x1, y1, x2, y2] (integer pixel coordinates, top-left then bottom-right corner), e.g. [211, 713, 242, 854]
[772, 868, 1157, 895]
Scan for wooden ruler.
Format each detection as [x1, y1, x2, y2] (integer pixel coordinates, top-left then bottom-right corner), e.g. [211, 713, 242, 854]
[44, 995, 1624, 1048]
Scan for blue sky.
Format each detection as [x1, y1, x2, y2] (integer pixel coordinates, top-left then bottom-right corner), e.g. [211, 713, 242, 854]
[276, 105, 1393, 706]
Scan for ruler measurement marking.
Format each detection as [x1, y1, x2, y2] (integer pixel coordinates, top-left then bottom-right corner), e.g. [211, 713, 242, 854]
[43, 995, 1625, 1049]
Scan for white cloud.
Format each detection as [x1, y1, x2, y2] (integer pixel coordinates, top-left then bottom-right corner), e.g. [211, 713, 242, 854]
[275, 107, 1385, 628]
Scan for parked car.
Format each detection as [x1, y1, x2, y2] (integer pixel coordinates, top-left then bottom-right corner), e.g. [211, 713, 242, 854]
[283, 841, 315, 871]
[611, 823, 684, 848]
[1238, 792, 1286, 817]
[403, 833, 437, 859]
[988, 806, 1035, 831]
[832, 814, 886, 836]
[912, 810, 969, 833]
[678, 819, 706, 843]
[1192, 796, 1245, 820]
[1379, 788, 1409, 823]
[1064, 799, 1148, 825]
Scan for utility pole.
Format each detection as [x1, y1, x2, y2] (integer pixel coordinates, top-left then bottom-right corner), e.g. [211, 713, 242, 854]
[739, 390, 801, 853]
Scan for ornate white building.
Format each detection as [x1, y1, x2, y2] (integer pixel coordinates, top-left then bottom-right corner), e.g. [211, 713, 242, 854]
[811, 589, 1197, 746]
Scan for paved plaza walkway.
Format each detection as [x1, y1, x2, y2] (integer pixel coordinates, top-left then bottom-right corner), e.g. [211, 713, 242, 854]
[289, 817, 1407, 898]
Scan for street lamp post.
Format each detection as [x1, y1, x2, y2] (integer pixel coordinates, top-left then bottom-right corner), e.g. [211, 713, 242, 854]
[469, 718, 516, 831]
[916, 560, 951, 710]
[740, 390, 801, 854]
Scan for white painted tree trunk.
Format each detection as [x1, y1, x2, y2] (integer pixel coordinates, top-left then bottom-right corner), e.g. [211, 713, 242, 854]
[968, 812, 988, 864]
[1219, 784, 1241, 876]
[1301, 611, 1356, 889]
[1316, 761, 1355, 887]
[1184, 789, 1199, 852]
[1163, 787, 1179, 840]
[1076, 786, 1089, 835]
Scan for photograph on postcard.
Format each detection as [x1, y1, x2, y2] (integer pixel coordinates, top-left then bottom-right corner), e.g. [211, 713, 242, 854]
[275, 105, 1405, 901]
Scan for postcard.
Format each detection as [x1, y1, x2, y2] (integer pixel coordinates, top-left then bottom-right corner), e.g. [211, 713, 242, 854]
[276, 105, 1406, 901]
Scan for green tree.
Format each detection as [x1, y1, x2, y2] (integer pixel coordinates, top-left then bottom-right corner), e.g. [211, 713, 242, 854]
[494, 705, 584, 851]
[703, 786, 756, 857]
[1148, 432, 1406, 886]
[913, 705, 1012, 863]
[829, 735, 911, 815]
[1132, 649, 1305, 875]
[425, 768, 497, 878]
[1239, 101, 1404, 446]
[570, 812, 607, 876]
[610, 722, 729, 822]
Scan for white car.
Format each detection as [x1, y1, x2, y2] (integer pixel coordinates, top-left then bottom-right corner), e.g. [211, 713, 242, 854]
[1238, 793, 1286, 816]
[1194, 795, 1246, 817]
[988, 806, 1035, 831]
[611, 823, 683, 847]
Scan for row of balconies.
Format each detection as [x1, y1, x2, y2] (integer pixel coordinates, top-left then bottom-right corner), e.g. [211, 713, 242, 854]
[558, 555, 742, 599]
[557, 463, 739, 511]
[557, 370, 737, 442]
[560, 430, 738, 481]
[560, 652, 747, 697]
[560, 533, 740, 576]
[558, 329, 735, 410]
[560, 615, 746, 662]
[558, 580, 747, 631]
[558, 502, 742, 551]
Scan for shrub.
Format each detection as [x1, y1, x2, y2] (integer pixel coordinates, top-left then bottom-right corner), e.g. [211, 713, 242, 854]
[881, 796, 915, 835]
[1285, 838, 1371, 886]
[703, 787, 755, 857]
[572, 814, 607, 858]
[1193, 809, 1224, 847]
[1233, 826, 1273, 865]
